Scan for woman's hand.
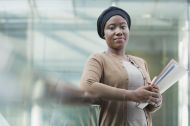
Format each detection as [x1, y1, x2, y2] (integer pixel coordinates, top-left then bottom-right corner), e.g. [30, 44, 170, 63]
[130, 85, 160, 104]
[148, 84, 162, 107]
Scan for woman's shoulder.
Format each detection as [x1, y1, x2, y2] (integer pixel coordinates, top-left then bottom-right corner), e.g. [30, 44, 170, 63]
[89, 51, 107, 60]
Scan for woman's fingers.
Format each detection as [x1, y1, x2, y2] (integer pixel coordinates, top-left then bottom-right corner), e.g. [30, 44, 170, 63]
[133, 85, 163, 108]
[147, 93, 162, 107]
[149, 97, 162, 107]
[143, 85, 154, 91]
[133, 86, 149, 102]
[151, 87, 159, 93]
[146, 84, 160, 93]
[150, 92, 160, 98]
[133, 85, 162, 105]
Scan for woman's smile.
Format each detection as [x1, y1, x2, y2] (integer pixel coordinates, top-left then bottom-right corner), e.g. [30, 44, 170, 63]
[114, 37, 125, 41]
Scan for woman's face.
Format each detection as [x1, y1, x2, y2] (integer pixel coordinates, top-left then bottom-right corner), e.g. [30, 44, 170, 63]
[104, 15, 129, 50]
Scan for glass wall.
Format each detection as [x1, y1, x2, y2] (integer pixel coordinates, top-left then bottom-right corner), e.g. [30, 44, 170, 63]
[0, 0, 189, 126]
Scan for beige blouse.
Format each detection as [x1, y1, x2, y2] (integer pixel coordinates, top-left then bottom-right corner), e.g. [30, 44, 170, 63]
[80, 52, 160, 126]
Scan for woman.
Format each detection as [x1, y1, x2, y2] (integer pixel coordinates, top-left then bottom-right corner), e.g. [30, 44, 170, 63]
[80, 6, 162, 126]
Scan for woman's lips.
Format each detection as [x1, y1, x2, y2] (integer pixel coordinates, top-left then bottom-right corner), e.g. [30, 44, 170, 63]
[114, 37, 125, 41]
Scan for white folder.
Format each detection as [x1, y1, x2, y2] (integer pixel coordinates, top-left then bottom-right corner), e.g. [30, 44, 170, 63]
[138, 59, 188, 109]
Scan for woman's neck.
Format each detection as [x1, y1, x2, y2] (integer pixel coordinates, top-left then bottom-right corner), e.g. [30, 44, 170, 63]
[107, 48, 125, 56]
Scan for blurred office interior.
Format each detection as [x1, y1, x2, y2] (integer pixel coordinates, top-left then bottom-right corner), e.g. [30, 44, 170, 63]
[0, 0, 189, 126]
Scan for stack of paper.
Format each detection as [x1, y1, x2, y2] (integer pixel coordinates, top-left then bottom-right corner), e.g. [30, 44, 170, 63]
[138, 59, 188, 109]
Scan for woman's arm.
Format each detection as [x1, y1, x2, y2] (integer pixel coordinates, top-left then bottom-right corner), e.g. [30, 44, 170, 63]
[80, 54, 159, 103]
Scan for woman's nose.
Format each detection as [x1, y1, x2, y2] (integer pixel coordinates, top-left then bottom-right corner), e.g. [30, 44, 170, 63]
[115, 27, 122, 35]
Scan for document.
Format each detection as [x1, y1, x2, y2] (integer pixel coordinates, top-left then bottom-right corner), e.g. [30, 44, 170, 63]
[138, 59, 188, 109]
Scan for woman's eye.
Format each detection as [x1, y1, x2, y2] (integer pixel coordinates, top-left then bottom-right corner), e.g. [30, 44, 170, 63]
[121, 25, 127, 29]
[109, 27, 115, 30]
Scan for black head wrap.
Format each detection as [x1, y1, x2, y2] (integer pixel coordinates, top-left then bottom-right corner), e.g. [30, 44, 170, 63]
[97, 6, 131, 39]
